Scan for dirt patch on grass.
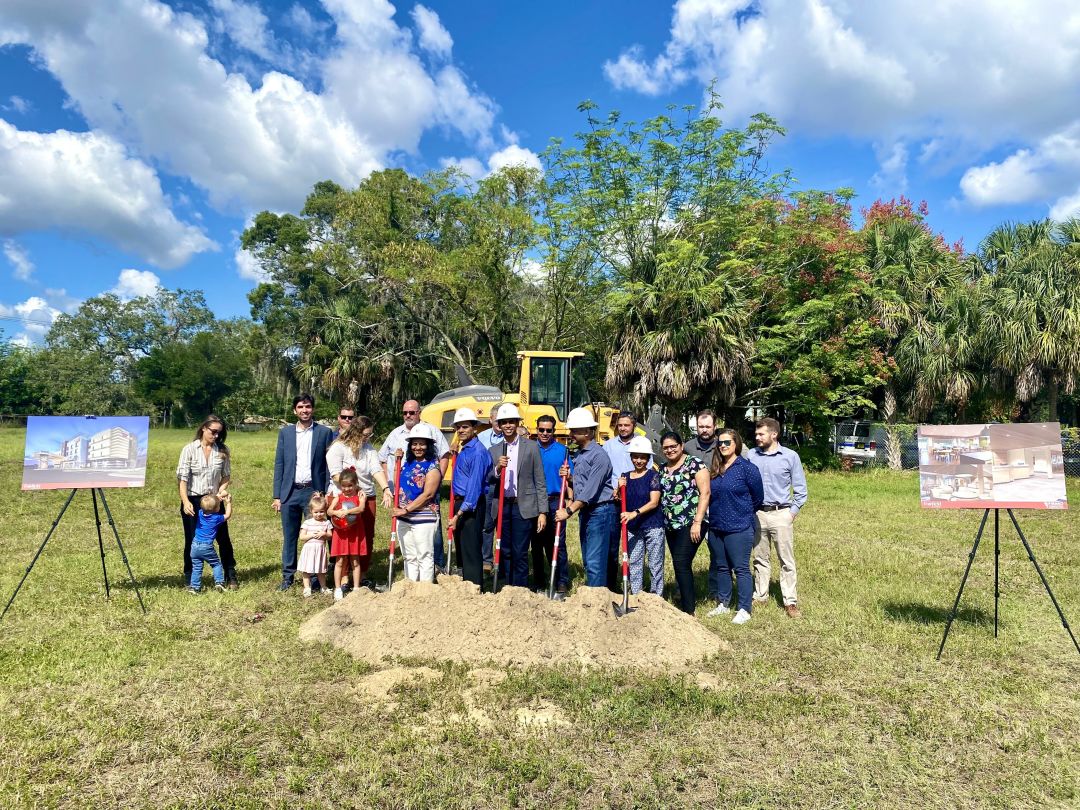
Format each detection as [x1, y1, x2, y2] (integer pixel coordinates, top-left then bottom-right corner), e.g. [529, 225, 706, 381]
[299, 576, 729, 671]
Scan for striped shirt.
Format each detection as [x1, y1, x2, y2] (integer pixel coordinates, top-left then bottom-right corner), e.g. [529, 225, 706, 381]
[176, 440, 231, 496]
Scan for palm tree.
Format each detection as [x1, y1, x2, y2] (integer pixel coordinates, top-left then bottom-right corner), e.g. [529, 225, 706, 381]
[977, 220, 1080, 421]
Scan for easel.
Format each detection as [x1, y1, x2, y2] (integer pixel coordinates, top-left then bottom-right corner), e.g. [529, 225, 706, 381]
[938, 508, 1078, 659]
[1, 487, 147, 621]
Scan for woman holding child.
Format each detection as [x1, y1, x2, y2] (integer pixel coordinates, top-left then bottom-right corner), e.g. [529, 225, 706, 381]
[177, 415, 238, 589]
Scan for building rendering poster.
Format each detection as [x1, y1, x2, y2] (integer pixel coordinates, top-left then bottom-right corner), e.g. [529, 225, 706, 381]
[22, 416, 150, 491]
[919, 423, 1068, 510]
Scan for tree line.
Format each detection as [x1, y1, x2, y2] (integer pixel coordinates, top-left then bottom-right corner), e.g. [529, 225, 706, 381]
[4, 94, 1080, 453]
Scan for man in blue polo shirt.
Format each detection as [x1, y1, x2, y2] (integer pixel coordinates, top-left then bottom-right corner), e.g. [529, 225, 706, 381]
[746, 417, 808, 619]
[555, 407, 614, 587]
[446, 408, 493, 589]
[534, 414, 573, 599]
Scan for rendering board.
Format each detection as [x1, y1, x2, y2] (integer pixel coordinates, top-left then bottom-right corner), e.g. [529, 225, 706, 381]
[919, 423, 1067, 510]
[22, 416, 150, 491]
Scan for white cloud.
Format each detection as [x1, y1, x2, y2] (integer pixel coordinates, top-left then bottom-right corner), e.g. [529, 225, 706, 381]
[3, 239, 33, 281]
[442, 144, 544, 181]
[109, 268, 162, 301]
[487, 143, 543, 174]
[0, 121, 217, 267]
[960, 124, 1080, 210]
[3, 95, 31, 114]
[235, 246, 269, 282]
[605, 0, 1080, 213]
[286, 4, 327, 38]
[411, 5, 452, 58]
[0, 0, 500, 217]
[0, 295, 61, 345]
[210, 0, 274, 61]
[439, 156, 485, 180]
[870, 142, 909, 193]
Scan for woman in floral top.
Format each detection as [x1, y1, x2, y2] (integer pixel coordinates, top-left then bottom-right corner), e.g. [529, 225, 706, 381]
[658, 430, 711, 614]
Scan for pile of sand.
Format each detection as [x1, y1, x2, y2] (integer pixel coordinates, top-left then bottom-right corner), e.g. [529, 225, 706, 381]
[299, 577, 729, 671]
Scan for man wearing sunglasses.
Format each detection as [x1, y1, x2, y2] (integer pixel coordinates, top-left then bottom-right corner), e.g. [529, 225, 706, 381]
[332, 408, 355, 440]
[534, 415, 573, 598]
[746, 417, 808, 619]
[379, 399, 452, 570]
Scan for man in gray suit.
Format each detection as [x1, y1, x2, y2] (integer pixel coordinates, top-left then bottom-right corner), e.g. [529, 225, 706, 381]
[272, 393, 334, 591]
[487, 403, 548, 588]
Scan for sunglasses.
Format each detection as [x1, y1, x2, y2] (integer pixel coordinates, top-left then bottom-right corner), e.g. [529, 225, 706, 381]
[339, 414, 354, 420]
[206, 427, 221, 435]
[403, 410, 418, 415]
[717, 439, 734, 447]
[537, 427, 554, 434]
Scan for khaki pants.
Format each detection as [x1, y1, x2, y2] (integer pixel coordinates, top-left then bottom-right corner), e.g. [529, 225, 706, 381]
[753, 509, 798, 605]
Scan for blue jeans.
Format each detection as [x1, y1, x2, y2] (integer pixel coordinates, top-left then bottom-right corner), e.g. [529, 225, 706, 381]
[579, 502, 615, 587]
[495, 500, 535, 587]
[433, 520, 446, 569]
[190, 541, 224, 590]
[707, 525, 755, 612]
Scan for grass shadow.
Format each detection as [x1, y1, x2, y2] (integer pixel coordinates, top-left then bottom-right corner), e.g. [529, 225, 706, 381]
[882, 600, 991, 626]
[134, 562, 281, 591]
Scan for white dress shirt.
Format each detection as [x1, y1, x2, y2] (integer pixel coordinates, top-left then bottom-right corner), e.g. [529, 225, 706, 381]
[294, 422, 313, 485]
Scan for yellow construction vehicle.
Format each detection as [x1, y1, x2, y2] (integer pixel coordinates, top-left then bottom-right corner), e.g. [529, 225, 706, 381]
[420, 351, 625, 445]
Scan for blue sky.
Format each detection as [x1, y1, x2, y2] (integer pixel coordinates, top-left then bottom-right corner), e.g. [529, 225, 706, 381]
[2, 0, 1079, 345]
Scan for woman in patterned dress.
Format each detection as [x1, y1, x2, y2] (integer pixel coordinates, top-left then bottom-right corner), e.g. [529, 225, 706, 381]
[657, 430, 711, 614]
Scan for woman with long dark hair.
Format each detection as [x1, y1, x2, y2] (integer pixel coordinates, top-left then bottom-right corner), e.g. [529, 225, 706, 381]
[705, 429, 763, 624]
[176, 415, 237, 588]
[658, 430, 711, 614]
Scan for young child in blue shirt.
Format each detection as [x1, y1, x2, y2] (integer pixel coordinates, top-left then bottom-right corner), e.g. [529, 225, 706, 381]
[188, 492, 232, 593]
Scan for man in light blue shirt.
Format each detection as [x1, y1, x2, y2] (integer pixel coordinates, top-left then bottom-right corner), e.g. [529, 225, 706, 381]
[746, 417, 808, 618]
[603, 411, 637, 588]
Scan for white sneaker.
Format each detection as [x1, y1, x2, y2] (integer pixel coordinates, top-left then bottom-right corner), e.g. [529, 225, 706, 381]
[706, 603, 731, 617]
[333, 588, 344, 601]
[731, 609, 752, 625]
[302, 587, 312, 598]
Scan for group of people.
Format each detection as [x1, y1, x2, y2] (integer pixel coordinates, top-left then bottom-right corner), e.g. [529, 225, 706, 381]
[177, 395, 808, 623]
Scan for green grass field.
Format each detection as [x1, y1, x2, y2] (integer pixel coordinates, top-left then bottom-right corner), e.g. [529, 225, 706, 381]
[0, 428, 1077, 809]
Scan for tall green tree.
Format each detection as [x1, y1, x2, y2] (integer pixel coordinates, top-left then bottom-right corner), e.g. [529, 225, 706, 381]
[545, 95, 787, 414]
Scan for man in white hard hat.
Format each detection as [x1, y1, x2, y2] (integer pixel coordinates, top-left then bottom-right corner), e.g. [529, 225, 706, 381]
[379, 399, 452, 571]
[555, 407, 615, 587]
[445, 408, 493, 588]
[487, 403, 548, 588]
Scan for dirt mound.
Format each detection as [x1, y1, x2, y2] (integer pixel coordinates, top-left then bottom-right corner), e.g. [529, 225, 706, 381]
[299, 576, 729, 671]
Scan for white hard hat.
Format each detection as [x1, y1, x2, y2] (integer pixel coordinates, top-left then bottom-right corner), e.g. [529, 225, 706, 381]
[627, 436, 653, 455]
[408, 423, 438, 442]
[495, 403, 522, 421]
[452, 407, 479, 424]
[565, 407, 598, 429]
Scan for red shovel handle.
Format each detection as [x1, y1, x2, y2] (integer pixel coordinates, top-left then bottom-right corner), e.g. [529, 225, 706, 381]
[619, 480, 629, 577]
[389, 455, 403, 534]
[446, 454, 457, 540]
[493, 465, 506, 565]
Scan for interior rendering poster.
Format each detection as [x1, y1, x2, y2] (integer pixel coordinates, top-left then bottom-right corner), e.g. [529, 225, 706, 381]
[22, 416, 150, 491]
[919, 423, 1067, 510]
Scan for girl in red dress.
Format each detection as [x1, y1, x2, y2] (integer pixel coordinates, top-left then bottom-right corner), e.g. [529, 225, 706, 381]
[327, 468, 367, 601]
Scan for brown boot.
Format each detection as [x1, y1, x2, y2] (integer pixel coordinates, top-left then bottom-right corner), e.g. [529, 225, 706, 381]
[784, 604, 802, 619]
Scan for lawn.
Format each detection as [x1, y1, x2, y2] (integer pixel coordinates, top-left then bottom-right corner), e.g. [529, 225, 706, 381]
[0, 427, 1077, 809]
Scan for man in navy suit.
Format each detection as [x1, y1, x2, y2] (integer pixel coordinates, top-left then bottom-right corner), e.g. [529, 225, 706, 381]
[272, 393, 334, 590]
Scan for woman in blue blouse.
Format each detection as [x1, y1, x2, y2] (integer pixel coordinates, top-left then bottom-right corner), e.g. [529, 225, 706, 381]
[706, 429, 763, 624]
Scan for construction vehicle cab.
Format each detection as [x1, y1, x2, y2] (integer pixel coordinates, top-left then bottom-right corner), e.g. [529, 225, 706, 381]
[421, 351, 619, 445]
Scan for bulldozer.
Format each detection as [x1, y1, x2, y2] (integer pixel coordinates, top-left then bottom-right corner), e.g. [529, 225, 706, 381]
[420, 350, 666, 447]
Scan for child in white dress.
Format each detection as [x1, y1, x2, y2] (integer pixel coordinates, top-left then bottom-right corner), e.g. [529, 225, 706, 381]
[297, 495, 332, 598]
